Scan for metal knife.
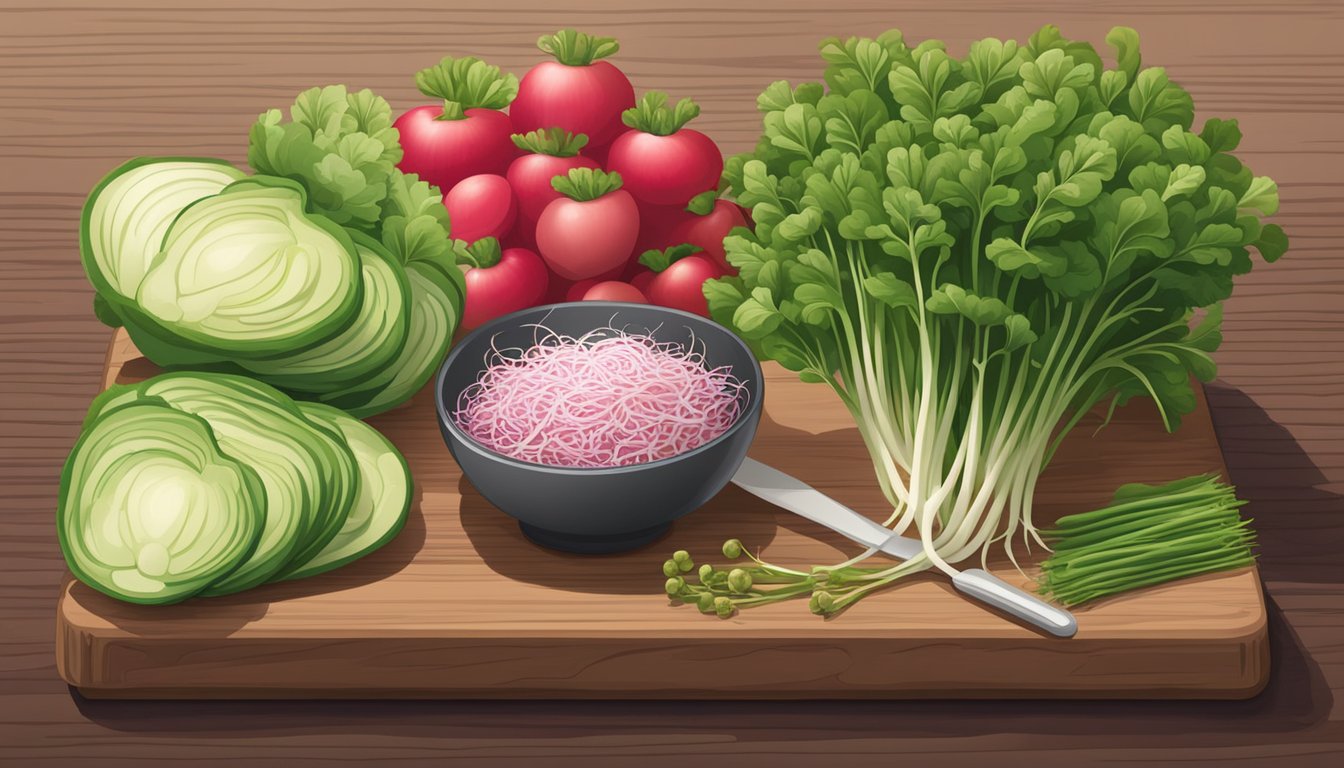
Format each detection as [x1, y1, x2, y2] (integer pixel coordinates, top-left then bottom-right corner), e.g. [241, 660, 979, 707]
[731, 457, 1078, 638]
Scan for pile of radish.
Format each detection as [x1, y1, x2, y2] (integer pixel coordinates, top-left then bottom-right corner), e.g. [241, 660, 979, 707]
[393, 30, 748, 328]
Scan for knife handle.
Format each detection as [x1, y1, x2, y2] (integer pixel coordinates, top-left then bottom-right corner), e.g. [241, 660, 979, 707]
[951, 569, 1077, 638]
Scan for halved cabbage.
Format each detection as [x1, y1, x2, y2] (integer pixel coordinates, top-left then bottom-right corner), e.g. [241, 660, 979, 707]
[57, 400, 264, 604]
[80, 157, 244, 306]
[235, 232, 412, 393]
[284, 402, 411, 581]
[130, 373, 346, 595]
[227, 377, 362, 576]
[320, 257, 462, 417]
[80, 155, 467, 416]
[133, 176, 362, 360]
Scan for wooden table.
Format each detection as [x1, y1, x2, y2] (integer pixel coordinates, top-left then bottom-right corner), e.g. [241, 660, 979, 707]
[1, 0, 1339, 764]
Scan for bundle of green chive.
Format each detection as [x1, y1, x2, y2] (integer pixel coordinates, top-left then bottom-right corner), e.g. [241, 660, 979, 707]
[1038, 474, 1257, 607]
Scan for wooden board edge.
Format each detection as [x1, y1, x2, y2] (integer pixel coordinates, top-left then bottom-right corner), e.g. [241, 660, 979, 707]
[56, 602, 1271, 701]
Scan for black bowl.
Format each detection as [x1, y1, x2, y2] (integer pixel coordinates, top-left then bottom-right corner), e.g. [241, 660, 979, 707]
[435, 302, 764, 554]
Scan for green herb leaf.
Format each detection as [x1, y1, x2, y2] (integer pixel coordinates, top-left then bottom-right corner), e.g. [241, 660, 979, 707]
[622, 91, 701, 136]
[537, 29, 620, 66]
[378, 170, 455, 266]
[685, 190, 719, 216]
[638, 243, 702, 272]
[414, 56, 518, 116]
[511, 128, 588, 157]
[551, 167, 623, 201]
[247, 84, 403, 231]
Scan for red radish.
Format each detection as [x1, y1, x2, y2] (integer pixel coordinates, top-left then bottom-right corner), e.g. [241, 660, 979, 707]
[459, 238, 549, 329]
[605, 92, 723, 207]
[630, 269, 655, 295]
[556, 263, 625, 303]
[632, 200, 695, 258]
[669, 191, 749, 273]
[506, 128, 599, 243]
[562, 279, 596, 302]
[444, 174, 517, 244]
[546, 267, 620, 304]
[511, 30, 634, 154]
[536, 168, 639, 280]
[582, 281, 648, 303]
[638, 244, 725, 317]
[396, 56, 519, 191]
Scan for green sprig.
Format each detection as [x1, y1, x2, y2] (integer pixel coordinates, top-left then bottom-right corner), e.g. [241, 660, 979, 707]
[456, 237, 502, 270]
[511, 128, 589, 157]
[622, 92, 702, 136]
[551, 167, 623, 201]
[537, 29, 621, 66]
[686, 190, 720, 216]
[414, 56, 518, 119]
[638, 243, 702, 272]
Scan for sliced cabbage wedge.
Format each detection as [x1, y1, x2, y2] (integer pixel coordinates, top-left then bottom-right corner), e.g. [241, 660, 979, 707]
[80, 157, 244, 310]
[283, 403, 412, 581]
[132, 175, 362, 362]
[236, 232, 412, 394]
[57, 399, 264, 605]
[225, 377, 362, 577]
[126, 374, 330, 595]
[320, 257, 463, 417]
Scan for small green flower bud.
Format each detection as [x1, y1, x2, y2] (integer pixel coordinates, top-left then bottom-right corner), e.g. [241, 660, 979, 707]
[672, 550, 694, 572]
[727, 568, 753, 593]
[722, 539, 743, 559]
[697, 592, 715, 612]
[698, 564, 714, 582]
[664, 577, 685, 596]
[808, 591, 835, 615]
[713, 596, 734, 618]
[662, 559, 680, 578]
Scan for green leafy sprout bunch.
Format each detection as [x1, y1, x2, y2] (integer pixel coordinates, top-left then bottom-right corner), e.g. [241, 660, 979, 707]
[667, 25, 1286, 617]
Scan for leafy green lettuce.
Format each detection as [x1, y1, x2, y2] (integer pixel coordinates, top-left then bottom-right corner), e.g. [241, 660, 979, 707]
[247, 84, 461, 280]
[248, 85, 402, 232]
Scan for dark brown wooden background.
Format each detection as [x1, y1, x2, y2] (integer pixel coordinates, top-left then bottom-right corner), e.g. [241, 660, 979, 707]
[1, 0, 1339, 765]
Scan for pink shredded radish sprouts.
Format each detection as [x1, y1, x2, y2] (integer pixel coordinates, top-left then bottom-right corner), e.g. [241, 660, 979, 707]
[454, 326, 747, 468]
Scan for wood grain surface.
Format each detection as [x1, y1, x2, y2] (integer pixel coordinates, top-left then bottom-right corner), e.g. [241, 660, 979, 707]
[1, 0, 1340, 764]
[55, 332, 1267, 700]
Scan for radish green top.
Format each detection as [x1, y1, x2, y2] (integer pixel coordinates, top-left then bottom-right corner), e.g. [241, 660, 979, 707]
[551, 167, 624, 202]
[638, 243, 703, 272]
[685, 190, 720, 216]
[456, 236, 504, 270]
[511, 128, 589, 157]
[621, 91, 701, 136]
[536, 29, 620, 66]
[414, 56, 519, 120]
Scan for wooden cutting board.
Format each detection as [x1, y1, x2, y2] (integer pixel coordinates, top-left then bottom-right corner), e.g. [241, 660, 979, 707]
[55, 330, 1267, 699]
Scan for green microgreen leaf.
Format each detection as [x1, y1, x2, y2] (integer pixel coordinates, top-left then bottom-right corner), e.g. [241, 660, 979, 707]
[551, 167, 623, 201]
[511, 128, 588, 157]
[537, 29, 620, 66]
[414, 56, 518, 117]
[622, 91, 701, 136]
[639, 243, 703, 272]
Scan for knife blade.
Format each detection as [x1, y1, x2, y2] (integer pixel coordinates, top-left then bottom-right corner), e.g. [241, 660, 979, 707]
[730, 456, 1077, 638]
